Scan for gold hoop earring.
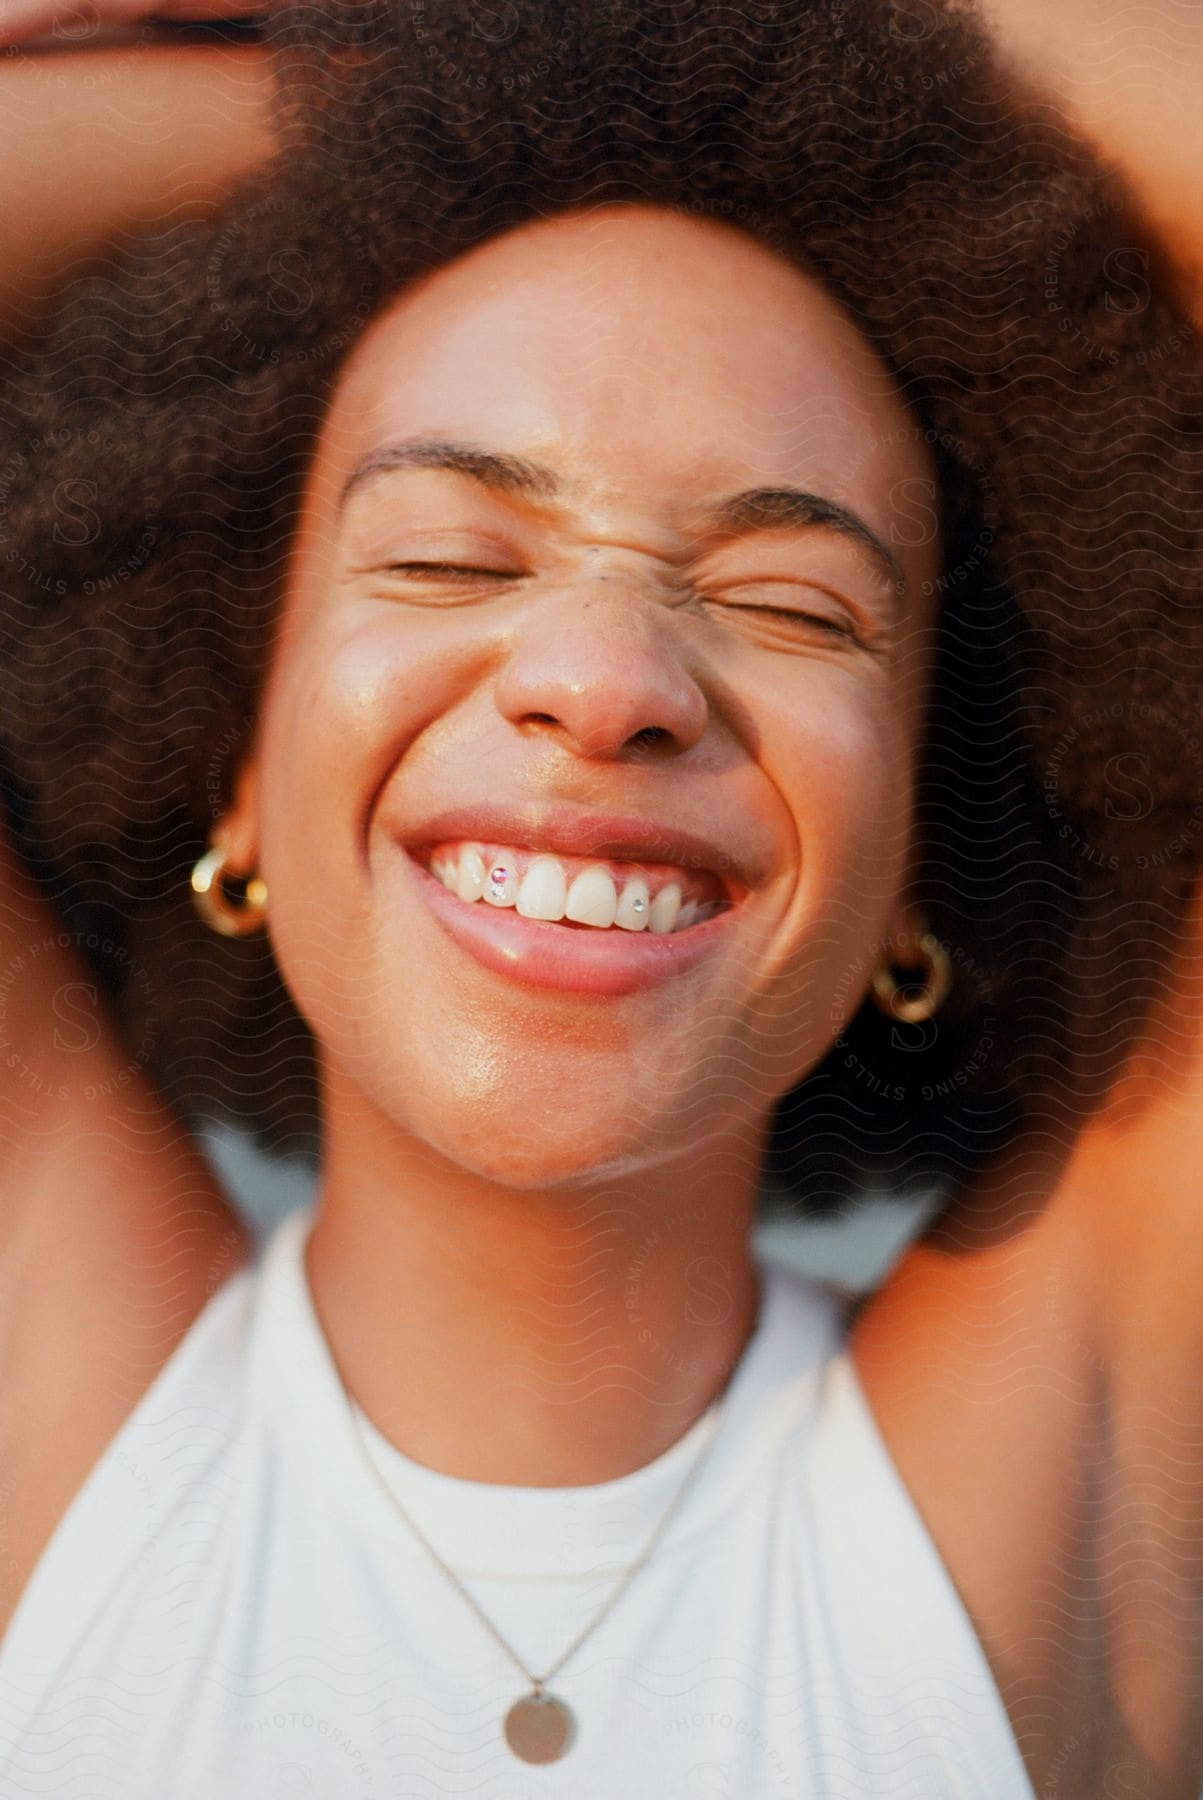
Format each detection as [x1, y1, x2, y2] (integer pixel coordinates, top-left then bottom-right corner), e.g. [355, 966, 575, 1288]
[870, 929, 952, 1025]
[190, 846, 269, 939]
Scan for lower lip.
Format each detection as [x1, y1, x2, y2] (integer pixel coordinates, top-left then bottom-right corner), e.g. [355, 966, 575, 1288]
[402, 851, 740, 996]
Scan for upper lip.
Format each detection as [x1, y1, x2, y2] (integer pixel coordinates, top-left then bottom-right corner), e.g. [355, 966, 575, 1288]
[401, 802, 752, 899]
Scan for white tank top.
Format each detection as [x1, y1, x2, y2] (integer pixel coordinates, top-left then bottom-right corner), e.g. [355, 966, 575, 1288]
[0, 1204, 1034, 1799]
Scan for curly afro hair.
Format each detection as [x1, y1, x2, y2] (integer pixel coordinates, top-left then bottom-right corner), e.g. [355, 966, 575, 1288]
[1, 0, 1202, 1213]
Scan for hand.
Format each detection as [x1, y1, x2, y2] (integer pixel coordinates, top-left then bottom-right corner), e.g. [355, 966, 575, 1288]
[0, 0, 266, 46]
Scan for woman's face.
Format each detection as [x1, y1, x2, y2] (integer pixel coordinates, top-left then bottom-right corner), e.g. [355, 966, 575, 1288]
[227, 204, 940, 1187]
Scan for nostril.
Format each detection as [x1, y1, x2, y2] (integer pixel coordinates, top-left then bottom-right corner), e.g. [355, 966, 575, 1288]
[629, 727, 669, 751]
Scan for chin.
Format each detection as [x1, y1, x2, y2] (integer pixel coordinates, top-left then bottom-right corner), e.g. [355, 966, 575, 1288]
[333, 1034, 704, 1191]
[440, 1126, 652, 1193]
[396, 1093, 672, 1192]
[427, 1094, 750, 1193]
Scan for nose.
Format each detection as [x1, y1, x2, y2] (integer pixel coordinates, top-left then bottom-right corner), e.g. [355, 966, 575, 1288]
[492, 591, 709, 761]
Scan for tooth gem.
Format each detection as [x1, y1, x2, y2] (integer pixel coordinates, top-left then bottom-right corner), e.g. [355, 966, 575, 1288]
[615, 876, 651, 931]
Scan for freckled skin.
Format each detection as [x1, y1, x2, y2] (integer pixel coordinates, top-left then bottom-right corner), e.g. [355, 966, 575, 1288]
[227, 204, 940, 1193]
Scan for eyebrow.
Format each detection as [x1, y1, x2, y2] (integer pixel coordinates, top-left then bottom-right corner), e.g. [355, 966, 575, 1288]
[339, 436, 908, 596]
[341, 438, 556, 505]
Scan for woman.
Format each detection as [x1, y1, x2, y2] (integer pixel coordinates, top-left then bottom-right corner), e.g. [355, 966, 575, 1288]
[1, 1, 1200, 1794]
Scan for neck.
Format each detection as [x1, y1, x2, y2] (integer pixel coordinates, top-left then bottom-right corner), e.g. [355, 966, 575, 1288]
[306, 1083, 764, 1488]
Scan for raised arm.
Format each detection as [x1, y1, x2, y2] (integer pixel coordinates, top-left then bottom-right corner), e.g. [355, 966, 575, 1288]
[0, 11, 267, 1644]
[2, 0, 1199, 333]
[0, 6, 274, 335]
[977, 0, 1203, 297]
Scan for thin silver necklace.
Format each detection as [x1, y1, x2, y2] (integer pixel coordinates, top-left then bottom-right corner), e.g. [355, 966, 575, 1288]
[346, 1395, 727, 1765]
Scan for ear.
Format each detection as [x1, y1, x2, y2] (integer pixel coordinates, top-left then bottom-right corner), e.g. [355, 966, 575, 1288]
[214, 744, 262, 877]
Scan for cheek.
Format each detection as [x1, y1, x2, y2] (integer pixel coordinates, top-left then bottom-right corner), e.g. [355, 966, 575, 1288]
[256, 613, 453, 866]
[251, 614, 459, 1035]
[751, 674, 920, 1067]
[771, 669, 918, 886]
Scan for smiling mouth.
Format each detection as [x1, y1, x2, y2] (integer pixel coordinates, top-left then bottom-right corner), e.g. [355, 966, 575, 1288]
[413, 838, 733, 936]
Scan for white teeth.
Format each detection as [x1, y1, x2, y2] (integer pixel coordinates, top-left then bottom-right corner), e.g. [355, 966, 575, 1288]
[516, 854, 568, 921]
[482, 853, 521, 908]
[615, 877, 650, 932]
[648, 882, 682, 935]
[564, 864, 618, 927]
[456, 844, 486, 903]
[426, 843, 723, 933]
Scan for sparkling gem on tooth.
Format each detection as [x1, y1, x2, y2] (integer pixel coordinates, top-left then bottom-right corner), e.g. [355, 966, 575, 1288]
[484, 859, 520, 907]
[615, 878, 650, 931]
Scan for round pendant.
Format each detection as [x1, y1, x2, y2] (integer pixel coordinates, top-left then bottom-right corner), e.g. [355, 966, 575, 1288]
[503, 1691, 576, 1764]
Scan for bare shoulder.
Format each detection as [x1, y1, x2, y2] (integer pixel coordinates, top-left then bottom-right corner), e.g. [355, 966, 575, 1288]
[849, 1211, 1203, 1799]
[0, 1111, 250, 1640]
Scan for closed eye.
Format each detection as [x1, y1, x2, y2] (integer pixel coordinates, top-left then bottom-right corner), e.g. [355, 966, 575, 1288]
[383, 560, 518, 579]
[733, 603, 856, 636]
[370, 565, 867, 642]
[700, 597, 865, 645]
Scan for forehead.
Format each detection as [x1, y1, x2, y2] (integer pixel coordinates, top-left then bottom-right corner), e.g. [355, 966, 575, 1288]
[312, 205, 934, 517]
